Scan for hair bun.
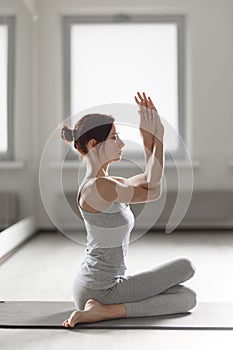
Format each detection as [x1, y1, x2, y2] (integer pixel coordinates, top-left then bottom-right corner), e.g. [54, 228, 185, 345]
[61, 125, 74, 143]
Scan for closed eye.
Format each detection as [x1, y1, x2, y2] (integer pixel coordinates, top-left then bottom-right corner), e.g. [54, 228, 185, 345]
[112, 132, 120, 140]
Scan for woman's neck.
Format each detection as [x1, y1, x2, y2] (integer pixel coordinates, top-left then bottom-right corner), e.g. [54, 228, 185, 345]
[85, 159, 110, 178]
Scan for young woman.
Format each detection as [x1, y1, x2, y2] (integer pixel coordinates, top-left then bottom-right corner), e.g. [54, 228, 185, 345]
[61, 92, 196, 328]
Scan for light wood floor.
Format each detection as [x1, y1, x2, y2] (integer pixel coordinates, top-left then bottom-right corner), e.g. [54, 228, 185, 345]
[1, 229, 233, 350]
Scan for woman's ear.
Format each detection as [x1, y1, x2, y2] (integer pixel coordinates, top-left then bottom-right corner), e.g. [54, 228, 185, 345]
[87, 138, 97, 149]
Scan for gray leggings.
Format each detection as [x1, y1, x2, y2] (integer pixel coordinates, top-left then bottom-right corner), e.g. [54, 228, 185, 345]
[73, 257, 197, 318]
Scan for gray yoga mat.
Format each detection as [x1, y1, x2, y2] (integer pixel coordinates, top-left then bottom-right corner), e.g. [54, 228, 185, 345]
[0, 301, 233, 329]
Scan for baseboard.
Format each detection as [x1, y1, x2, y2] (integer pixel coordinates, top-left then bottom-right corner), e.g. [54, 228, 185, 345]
[0, 217, 37, 264]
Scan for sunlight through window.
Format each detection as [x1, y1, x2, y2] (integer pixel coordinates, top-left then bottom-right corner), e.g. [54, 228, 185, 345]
[0, 25, 8, 153]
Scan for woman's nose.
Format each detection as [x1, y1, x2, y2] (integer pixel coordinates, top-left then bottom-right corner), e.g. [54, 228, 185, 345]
[119, 138, 125, 148]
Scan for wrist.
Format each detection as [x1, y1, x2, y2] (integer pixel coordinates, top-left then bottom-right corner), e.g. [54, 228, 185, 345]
[154, 131, 164, 144]
[143, 142, 154, 157]
[155, 125, 164, 139]
[143, 137, 154, 150]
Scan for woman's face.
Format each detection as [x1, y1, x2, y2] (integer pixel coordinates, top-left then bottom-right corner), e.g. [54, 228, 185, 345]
[104, 123, 125, 162]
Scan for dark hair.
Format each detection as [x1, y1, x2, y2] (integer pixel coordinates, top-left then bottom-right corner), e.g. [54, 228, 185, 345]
[61, 113, 115, 157]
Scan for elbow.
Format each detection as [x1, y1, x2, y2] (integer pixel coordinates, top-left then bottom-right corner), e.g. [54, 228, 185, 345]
[149, 183, 162, 201]
[155, 183, 162, 200]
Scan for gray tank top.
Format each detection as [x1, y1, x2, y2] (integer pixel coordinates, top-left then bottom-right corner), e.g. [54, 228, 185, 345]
[76, 177, 135, 290]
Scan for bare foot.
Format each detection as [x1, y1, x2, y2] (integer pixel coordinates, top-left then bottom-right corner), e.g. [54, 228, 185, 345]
[62, 299, 126, 328]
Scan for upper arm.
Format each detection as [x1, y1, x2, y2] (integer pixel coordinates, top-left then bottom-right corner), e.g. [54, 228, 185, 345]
[95, 177, 161, 204]
[112, 174, 157, 189]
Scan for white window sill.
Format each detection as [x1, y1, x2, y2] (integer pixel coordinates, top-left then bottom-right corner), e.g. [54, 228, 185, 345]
[1, 160, 232, 170]
[50, 160, 202, 170]
[0, 161, 25, 169]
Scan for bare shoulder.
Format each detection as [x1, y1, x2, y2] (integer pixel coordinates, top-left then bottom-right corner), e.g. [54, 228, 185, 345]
[80, 176, 123, 196]
[78, 177, 114, 212]
[94, 176, 121, 201]
[95, 176, 131, 189]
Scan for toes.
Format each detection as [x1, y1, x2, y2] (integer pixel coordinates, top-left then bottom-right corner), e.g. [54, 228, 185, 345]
[62, 319, 71, 328]
[63, 310, 80, 328]
[68, 317, 75, 327]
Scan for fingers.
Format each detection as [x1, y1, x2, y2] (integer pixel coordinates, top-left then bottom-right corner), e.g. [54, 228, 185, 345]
[148, 96, 157, 112]
[135, 91, 147, 106]
[147, 103, 153, 121]
[143, 92, 150, 107]
[135, 91, 157, 112]
[136, 91, 144, 104]
[134, 95, 140, 104]
[135, 91, 163, 138]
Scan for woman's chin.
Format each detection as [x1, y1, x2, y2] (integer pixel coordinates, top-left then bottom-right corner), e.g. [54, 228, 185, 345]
[109, 155, 122, 163]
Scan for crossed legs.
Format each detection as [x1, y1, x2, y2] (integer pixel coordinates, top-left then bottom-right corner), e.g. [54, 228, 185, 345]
[64, 257, 196, 327]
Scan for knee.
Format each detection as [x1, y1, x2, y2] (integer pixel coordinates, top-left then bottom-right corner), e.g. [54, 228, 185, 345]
[179, 257, 196, 279]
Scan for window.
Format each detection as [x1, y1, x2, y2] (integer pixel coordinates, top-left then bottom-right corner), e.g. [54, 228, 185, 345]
[63, 15, 186, 161]
[0, 17, 15, 160]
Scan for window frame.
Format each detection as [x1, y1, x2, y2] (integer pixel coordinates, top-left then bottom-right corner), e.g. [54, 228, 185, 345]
[0, 16, 15, 161]
[62, 14, 186, 161]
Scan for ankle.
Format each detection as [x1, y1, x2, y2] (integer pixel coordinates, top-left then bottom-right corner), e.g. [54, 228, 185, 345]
[103, 303, 126, 319]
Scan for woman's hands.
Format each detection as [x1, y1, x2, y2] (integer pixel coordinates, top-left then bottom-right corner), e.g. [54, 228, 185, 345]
[135, 92, 164, 143]
[135, 92, 165, 188]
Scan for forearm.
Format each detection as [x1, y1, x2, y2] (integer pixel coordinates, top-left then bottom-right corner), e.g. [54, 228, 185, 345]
[127, 135, 164, 189]
[144, 134, 164, 188]
[143, 134, 154, 163]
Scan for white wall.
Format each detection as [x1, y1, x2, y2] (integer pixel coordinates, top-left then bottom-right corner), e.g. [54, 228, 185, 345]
[0, 0, 232, 229]
[0, 0, 38, 226]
